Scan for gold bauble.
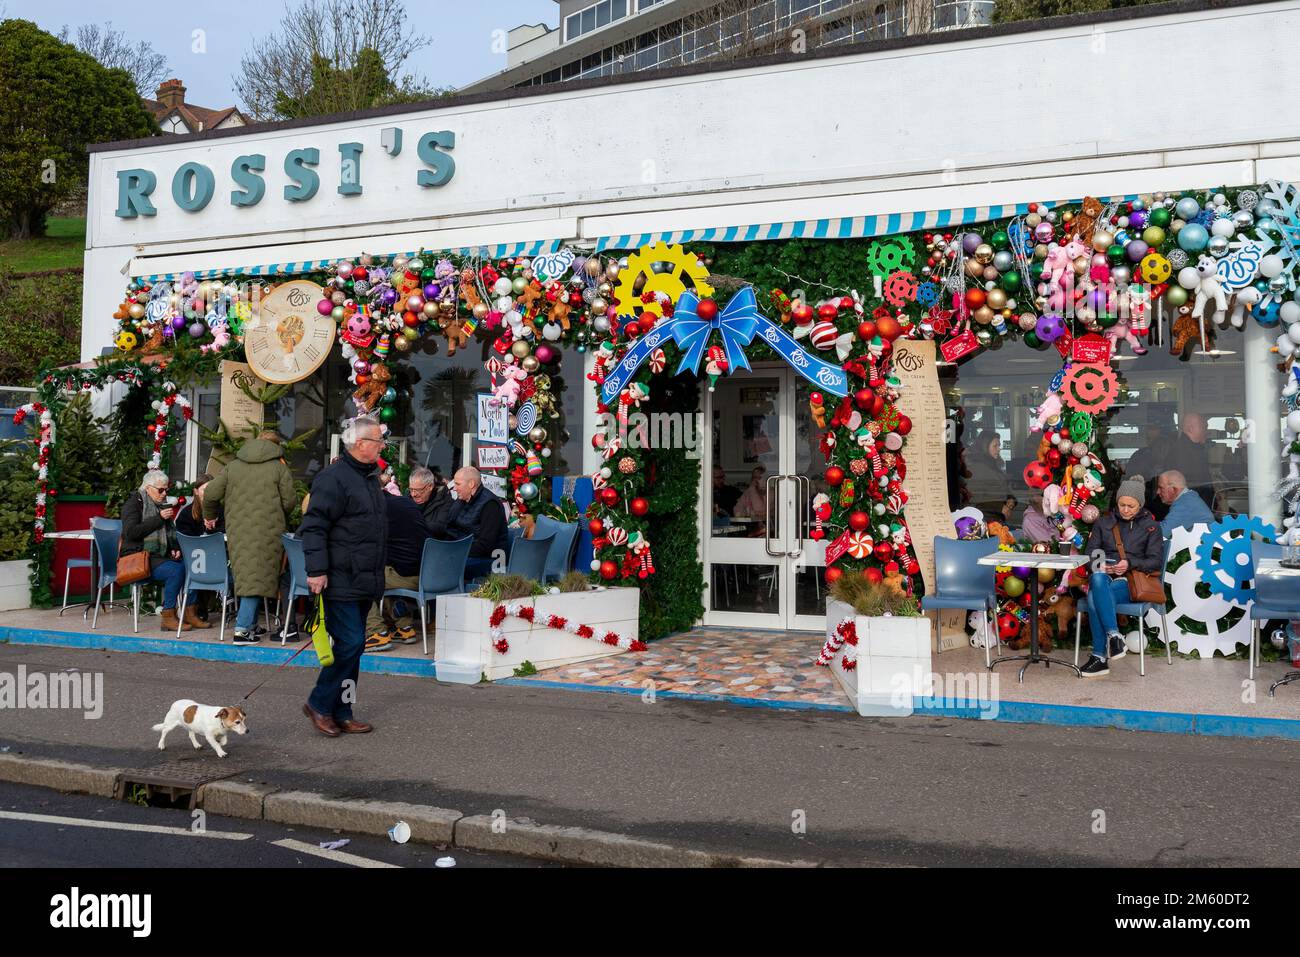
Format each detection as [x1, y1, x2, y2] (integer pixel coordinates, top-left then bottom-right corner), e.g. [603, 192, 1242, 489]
[1062, 211, 1074, 223]
[1034, 244, 1048, 260]
[1073, 257, 1089, 276]
[511, 340, 532, 359]
[973, 306, 994, 325]
[591, 297, 608, 315]
[521, 356, 540, 373]
[598, 282, 612, 296]
[1025, 213, 1042, 228]
[394, 335, 411, 351]
[422, 301, 439, 319]
[585, 258, 603, 278]
[128, 302, 146, 320]
[472, 302, 489, 319]
[1091, 231, 1113, 253]
[965, 259, 984, 278]
[529, 426, 547, 444]
[974, 243, 994, 265]
[606, 262, 620, 281]
[986, 288, 1008, 311]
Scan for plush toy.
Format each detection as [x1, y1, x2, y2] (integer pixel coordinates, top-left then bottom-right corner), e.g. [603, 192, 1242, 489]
[517, 281, 545, 320]
[1127, 283, 1152, 336]
[1105, 315, 1147, 356]
[1037, 590, 1077, 646]
[341, 311, 374, 349]
[1067, 467, 1105, 520]
[1228, 286, 1261, 329]
[458, 269, 483, 313]
[138, 321, 166, 354]
[439, 314, 471, 355]
[1170, 307, 1212, 359]
[1190, 255, 1227, 323]
[492, 363, 528, 408]
[810, 493, 832, 540]
[986, 520, 1016, 547]
[352, 363, 391, 411]
[1068, 196, 1103, 243]
[1031, 391, 1063, 432]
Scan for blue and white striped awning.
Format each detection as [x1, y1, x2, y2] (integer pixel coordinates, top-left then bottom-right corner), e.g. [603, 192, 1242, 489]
[134, 238, 564, 283]
[590, 196, 1138, 252]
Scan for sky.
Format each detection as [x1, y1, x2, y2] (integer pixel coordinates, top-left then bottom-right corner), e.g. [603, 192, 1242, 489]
[7, 0, 558, 108]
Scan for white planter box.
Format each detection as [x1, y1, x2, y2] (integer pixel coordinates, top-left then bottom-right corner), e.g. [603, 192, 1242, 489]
[0, 559, 32, 612]
[434, 587, 641, 683]
[825, 597, 931, 717]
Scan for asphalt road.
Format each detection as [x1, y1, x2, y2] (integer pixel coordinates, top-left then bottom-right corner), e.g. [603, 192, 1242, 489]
[0, 781, 547, 868]
[3, 643, 1299, 866]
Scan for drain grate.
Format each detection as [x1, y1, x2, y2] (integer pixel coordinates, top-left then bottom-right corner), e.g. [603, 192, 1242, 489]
[114, 759, 247, 810]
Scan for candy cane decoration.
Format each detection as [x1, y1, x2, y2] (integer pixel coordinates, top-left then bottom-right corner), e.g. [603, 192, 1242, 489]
[816, 616, 858, 668]
[488, 602, 648, 655]
[13, 402, 54, 544]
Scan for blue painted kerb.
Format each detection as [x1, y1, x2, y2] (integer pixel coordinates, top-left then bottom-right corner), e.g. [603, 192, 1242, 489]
[4, 625, 1299, 739]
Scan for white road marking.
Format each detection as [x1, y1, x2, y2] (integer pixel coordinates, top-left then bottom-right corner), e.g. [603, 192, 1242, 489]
[270, 838, 401, 868]
[0, 809, 253, 840]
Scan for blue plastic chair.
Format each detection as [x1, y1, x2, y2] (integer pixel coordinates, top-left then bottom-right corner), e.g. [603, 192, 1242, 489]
[1074, 538, 1172, 676]
[175, 531, 233, 640]
[535, 516, 579, 582]
[507, 530, 555, 582]
[60, 518, 101, 617]
[280, 533, 315, 645]
[920, 537, 999, 668]
[89, 522, 142, 633]
[1249, 541, 1293, 682]
[384, 536, 473, 655]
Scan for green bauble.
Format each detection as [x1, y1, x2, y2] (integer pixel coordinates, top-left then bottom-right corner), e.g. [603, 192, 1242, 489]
[420, 267, 436, 282]
[1000, 271, 1022, 294]
[379, 406, 396, 422]
[1024, 331, 1043, 348]
[1165, 286, 1189, 307]
[1150, 207, 1171, 228]
[1096, 310, 1120, 329]
[1107, 244, 1126, 263]
[1142, 226, 1166, 248]
[1028, 261, 1045, 282]
[990, 229, 1009, 250]
[1004, 576, 1026, 598]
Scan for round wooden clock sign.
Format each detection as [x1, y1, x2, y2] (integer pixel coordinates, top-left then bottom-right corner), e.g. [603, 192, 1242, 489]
[244, 280, 336, 384]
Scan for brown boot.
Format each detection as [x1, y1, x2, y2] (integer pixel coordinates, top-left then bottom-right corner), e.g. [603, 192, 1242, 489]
[161, 608, 192, 633]
[183, 605, 212, 629]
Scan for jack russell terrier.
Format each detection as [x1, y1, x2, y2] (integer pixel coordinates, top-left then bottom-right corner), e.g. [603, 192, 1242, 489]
[153, 700, 248, 758]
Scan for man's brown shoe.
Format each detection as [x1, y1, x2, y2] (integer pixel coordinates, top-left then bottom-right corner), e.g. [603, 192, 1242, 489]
[335, 718, 373, 734]
[303, 703, 340, 737]
[161, 608, 191, 633]
[182, 605, 212, 629]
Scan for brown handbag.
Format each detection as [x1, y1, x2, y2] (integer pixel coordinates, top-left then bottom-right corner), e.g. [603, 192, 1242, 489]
[1112, 525, 1165, 604]
[116, 548, 151, 586]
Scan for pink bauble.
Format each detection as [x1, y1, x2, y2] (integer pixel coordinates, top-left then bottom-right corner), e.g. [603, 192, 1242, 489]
[317, 299, 334, 316]
[353, 359, 371, 375]
[1080, 504, 1100, 524]
[534, 344, 558, 365]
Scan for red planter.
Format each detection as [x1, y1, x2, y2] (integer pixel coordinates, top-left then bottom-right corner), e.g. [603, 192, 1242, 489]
[50, 496, 107, 599]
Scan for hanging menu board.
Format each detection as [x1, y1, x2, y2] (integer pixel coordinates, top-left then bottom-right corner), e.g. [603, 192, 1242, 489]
[890, 339, 964, 652]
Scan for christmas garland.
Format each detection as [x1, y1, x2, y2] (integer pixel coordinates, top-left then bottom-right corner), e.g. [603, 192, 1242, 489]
[487, 602, 648, 655]
[11, 403, 54, 544]
[145, 382, 193, 470]
[815, 616, 859, 670]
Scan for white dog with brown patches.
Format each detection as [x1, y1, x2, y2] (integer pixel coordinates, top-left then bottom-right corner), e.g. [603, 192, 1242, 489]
[153, 700, 248, 758]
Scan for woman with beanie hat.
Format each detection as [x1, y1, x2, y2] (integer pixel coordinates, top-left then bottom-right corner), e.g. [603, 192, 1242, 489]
[1079, 474, 1165, 677]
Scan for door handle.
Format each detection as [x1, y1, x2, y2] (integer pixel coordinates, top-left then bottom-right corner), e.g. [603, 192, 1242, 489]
[764, 474, 785, 557]
[788, 474, 809, 561]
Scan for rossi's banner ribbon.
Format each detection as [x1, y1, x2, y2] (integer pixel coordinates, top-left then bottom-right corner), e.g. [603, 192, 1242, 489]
[599, 286, 848, 403]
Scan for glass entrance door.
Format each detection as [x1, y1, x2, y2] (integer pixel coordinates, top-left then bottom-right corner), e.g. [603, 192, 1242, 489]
[702, 366, 827, 630]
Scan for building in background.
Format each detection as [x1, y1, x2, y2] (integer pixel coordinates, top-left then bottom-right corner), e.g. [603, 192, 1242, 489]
[143, 79, 247, 135]
[463, 0, 993, 92]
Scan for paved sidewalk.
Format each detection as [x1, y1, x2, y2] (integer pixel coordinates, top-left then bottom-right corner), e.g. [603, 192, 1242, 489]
[2, 643, 1298, 866]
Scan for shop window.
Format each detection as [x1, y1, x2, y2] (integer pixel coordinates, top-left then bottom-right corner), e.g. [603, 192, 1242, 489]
[933, 0, 994, 29]
[942, 327, 1265, 531]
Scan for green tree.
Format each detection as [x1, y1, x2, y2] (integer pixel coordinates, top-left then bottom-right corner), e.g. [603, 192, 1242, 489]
[53, 392, 110, 496]
[274, 48, 446, 120]
[0, 19, 157, 239]
[0, 270, 82, 382]
[992, 0, 1164, 23]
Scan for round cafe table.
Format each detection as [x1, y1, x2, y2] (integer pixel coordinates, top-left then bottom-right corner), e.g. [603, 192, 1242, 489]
[978, 550, 1091, 683]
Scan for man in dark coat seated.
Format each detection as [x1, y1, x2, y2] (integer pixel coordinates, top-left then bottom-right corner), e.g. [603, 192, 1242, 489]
[428, 466, 507, 581]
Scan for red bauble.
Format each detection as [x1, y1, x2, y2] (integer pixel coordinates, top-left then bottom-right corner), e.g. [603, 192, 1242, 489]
[600, 560, 619, 580]
[895, 415, 912, 436]
[848, 510, 870, 532]
[403, 311, 420, 327]
[869, 395, 885, 416]
[854, 388, 874, 410]
[873, 542, 894, 562]
[623, 321, 640, 338]
[630, 497, 649, 516]
[965, 288, 987, 310]
[825, 466, 845, 487]
[857, 320, 877, 341]
[876, 316, 902, 341]
[588, 519, 604, 536]
[1046, 448, 1062, 468]
[600, 487, 619, 506]
[695, 299, 719, 322]
[816, 302, 838, 321]
[862, 567, 883, 584]
[825, 566, 844, 585]
[791, 304, 814, 325]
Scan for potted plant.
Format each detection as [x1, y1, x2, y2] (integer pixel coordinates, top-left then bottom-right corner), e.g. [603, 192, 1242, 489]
[818, 575, 931, 717]
[434, 572, 643, 683]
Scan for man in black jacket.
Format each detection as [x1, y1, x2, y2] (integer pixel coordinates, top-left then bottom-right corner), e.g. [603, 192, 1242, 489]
[430, 466, 507, 580]
[364, 491, 434, 650]
[298, 416, 388, 738]
[409, 466, 451, 529]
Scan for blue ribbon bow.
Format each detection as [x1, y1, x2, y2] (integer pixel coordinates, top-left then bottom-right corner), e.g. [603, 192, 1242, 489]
[670, 287, 761, 378]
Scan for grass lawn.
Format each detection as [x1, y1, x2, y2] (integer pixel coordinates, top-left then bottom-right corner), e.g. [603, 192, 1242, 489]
[0, 217, 85, 273]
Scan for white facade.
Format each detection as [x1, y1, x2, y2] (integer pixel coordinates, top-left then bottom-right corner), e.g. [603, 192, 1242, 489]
[83, 0, 1300, 362]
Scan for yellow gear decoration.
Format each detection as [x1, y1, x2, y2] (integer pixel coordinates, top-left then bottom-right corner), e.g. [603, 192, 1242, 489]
[613, 242, 714, 321]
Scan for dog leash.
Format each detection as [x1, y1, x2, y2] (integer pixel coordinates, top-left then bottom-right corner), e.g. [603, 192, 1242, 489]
[241, 634, 316, 701]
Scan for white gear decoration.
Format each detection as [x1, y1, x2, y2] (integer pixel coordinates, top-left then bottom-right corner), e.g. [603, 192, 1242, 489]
[1143, 523, 1252, 659]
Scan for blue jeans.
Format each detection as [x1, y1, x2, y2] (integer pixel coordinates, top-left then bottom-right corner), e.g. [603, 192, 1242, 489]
[308, 598, 370, 721]
[235, 596, 262, 632]
[1086, 572, 1130, 657]
[149, 559, 191, 610]
[465, 556, 496, 580]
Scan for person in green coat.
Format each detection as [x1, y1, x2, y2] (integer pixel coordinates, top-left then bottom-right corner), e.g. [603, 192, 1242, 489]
[203, 431, 297, 643]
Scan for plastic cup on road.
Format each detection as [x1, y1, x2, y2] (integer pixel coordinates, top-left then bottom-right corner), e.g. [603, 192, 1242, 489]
[388, 821, 410, 844]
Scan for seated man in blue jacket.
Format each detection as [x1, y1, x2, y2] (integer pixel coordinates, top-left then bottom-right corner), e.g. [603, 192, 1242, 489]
[430, 466, 508, 580]
[1156, 469, 1214, 535]
[364, 488, 434, 653]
